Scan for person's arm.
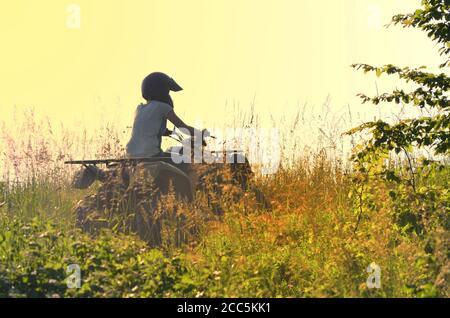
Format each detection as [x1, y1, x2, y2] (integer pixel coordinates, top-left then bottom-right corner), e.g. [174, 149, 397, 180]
[166, 110, 199, 136]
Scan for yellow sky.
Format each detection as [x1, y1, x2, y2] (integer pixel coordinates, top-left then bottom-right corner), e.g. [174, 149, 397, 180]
[0, 0, 444, 130]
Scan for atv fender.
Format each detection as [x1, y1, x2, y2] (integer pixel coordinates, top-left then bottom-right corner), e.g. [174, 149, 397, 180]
[129, 162, 195, 202]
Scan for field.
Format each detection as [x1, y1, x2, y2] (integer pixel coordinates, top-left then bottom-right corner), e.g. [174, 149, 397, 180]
[0, 107, 449, 298]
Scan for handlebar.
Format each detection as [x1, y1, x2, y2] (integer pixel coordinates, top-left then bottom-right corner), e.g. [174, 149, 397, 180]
[166, 128, 215, 144]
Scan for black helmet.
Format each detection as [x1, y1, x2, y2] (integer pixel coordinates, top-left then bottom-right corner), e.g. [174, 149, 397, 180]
[141, 72, 183, 101]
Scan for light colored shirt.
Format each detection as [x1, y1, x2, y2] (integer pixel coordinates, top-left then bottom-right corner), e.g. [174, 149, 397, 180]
[126, 101, 173, 158]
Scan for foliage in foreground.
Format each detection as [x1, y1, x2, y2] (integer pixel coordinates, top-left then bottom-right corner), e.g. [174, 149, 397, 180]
[0, 151, 448, 298]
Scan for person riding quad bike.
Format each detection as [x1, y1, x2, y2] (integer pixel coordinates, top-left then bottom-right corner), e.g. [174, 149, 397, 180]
[126, 72, 205, 164]
[70, 72, 269, 246]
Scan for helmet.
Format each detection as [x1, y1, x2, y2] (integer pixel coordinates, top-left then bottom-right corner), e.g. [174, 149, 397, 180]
[141, 72, 183, 101]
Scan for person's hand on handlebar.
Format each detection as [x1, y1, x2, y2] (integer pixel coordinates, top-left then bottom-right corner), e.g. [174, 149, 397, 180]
[167, 111, 201, 138]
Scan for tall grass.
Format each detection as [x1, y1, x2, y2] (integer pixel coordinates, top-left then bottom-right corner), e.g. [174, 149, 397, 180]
[0, 104, 447, 297]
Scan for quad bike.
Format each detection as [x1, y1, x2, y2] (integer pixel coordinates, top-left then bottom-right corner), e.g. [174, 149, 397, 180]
[66, 129, 270, 245]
